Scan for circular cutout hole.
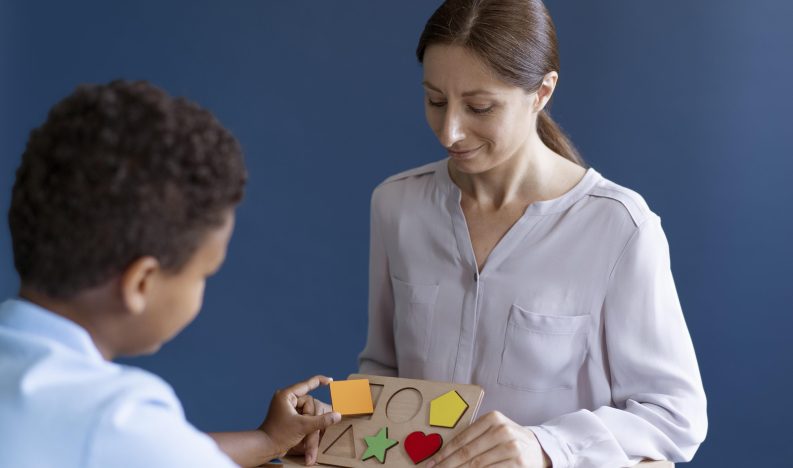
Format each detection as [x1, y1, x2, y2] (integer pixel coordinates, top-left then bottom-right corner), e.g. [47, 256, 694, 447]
[385, 387, 423, 423]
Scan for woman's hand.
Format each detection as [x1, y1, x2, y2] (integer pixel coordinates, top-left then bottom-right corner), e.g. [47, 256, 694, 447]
[426, 411, 551, 468]
[258, 375, 341, 464]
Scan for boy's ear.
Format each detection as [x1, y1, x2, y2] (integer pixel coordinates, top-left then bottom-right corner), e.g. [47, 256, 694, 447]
[119, 256, 161, 315]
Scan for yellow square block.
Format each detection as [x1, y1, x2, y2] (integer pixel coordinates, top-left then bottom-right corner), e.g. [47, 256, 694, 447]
[330, 379, 374, 416]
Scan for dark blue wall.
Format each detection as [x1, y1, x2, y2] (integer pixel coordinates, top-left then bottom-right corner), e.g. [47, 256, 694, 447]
[2, 1, 791, 466]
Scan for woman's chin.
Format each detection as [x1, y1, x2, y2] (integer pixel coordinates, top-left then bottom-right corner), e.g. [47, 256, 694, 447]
[448, 154, 493, 175]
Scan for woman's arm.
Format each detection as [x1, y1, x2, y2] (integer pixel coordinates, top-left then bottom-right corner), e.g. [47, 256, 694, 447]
[529, 214, 707, 467]
[358, 188, 398, 376]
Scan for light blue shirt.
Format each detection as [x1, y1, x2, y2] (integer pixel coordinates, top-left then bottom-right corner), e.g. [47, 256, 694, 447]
[0, 298, 237, 467]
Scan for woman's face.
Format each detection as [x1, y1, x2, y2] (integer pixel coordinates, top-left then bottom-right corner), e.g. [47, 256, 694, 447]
[422, 44, 543, 174]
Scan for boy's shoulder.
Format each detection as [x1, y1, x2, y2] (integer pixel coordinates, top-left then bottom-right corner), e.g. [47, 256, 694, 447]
[0, 305, 228, 466]
[0, 342, 232, 466]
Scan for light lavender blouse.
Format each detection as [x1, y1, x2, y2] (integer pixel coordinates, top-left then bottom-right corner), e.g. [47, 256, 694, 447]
[358, 159, 707, 467]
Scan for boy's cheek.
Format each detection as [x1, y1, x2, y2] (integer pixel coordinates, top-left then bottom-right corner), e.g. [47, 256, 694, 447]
[167, 279, 206, 336]
[139, 341, 163, 356]
[187, 280, 206, 319]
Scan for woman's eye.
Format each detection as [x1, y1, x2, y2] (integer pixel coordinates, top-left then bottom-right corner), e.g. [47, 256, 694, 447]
[426, 98, 493, 114]
[469, 105, 494, 114]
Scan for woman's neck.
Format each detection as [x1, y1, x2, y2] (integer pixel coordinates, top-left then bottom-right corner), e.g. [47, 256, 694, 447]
[449, 135, 578, 210]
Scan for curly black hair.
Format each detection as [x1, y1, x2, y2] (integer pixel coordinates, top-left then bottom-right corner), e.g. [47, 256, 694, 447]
[9, 80, 247, 298]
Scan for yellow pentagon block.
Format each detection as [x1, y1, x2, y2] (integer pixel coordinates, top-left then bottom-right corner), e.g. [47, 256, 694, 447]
[429, 390, 469, 428]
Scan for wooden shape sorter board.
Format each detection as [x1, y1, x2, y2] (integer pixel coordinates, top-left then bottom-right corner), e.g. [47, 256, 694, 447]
[316, 374, 484, 467]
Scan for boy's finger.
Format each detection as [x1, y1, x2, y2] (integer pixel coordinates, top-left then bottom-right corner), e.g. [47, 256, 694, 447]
[301, 411, 342, 434]
[287, 440, 306, 456]
[304, 429, 320, 465]
[285, 375, 333, 397]
[304, 395, 324, 465]
[296, 394, 314, 412]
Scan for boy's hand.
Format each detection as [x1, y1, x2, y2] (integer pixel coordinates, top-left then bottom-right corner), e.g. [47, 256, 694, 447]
[287, 397, 333, 465]
[259, 375, 341, 463]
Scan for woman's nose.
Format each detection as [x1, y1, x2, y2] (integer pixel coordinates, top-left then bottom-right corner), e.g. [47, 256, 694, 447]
[439, 108, 466, 148]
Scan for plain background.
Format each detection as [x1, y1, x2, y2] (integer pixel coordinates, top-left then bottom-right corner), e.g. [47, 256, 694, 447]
[1, 1, 791, 466]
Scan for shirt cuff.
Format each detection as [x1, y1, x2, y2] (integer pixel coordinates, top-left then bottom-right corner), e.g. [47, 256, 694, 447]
[528, 424, 572, 468]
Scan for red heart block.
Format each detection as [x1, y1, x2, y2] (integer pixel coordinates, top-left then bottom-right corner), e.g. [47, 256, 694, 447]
[404, 431, 443, 465]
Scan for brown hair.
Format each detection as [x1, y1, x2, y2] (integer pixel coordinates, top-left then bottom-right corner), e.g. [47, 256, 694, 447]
[416, 0, 585, 166]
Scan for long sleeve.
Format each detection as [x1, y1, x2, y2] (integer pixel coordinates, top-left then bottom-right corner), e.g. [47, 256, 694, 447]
[358, 189, 398, 376]
[83, 388, 237, 468]
[529, 214, 707, 467]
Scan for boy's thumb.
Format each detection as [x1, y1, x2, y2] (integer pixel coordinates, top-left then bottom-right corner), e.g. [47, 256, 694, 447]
[304, 411, 342, 432]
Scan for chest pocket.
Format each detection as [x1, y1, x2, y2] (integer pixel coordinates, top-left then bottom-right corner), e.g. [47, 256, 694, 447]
[498, 304, 591, 392]
[391, 277, 439, 363]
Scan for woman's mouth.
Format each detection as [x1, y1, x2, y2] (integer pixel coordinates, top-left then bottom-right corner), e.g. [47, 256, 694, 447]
[448, 144, 484, 160]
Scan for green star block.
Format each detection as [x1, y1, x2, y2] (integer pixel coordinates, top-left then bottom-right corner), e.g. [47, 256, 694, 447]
[361, 427, 398, 463]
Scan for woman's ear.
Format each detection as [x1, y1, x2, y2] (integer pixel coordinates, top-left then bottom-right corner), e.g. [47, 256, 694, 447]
[119, 256, 161, 316]
[535, 71, 559, 112]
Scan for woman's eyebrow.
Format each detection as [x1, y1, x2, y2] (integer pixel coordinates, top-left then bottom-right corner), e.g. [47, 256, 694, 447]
[422, 80, 443, 93]
[421, 81, 498, 97]
[462, 89, 497, 97]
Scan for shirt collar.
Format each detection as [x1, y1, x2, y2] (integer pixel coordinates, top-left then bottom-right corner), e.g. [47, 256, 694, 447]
[434, 158, 602, 216]
[0, 298, 105, 362]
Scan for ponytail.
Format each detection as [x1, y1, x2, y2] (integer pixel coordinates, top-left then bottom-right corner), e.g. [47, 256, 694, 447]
[537, 110, 586, 167]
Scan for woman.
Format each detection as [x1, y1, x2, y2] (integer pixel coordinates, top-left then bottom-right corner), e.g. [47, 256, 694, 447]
[357, 0, 708, 466]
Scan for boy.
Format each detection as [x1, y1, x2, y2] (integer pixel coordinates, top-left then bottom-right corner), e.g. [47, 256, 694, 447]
[0, 80, 340, 467]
